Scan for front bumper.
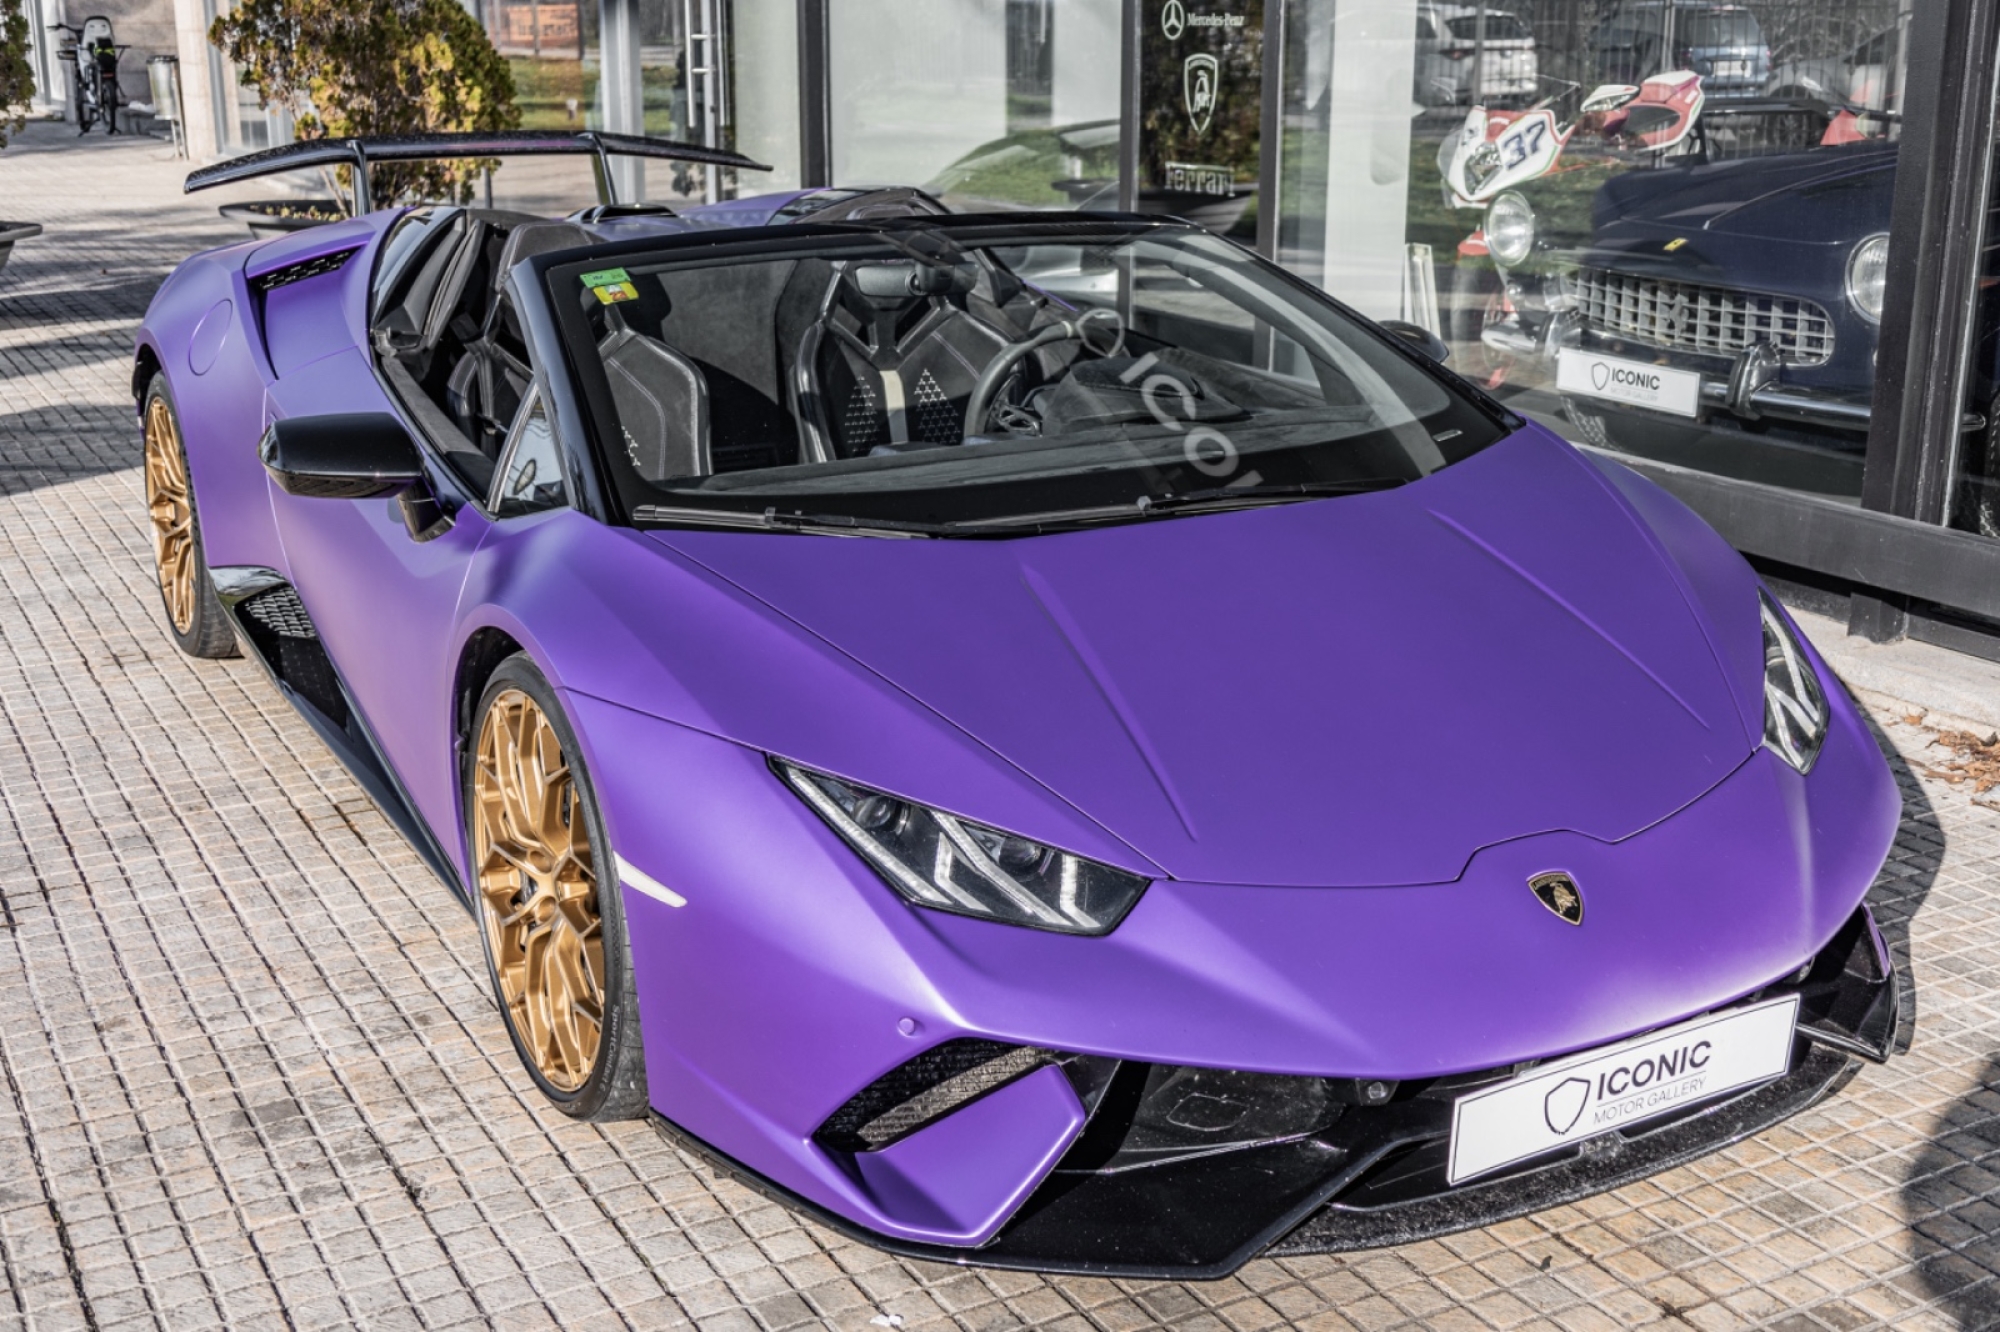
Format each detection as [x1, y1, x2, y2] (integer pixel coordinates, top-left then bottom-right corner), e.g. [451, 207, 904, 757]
[662, 905, 1897, 1277]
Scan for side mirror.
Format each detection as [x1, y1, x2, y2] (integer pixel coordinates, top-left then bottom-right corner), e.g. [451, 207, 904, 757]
[1380, 319, 1451, 365]
[261, 413, 425, 499]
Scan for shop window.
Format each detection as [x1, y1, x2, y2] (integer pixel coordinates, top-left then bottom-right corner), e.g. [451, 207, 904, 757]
[832, 0, 1124, 209]
[490, 0, 800, 205]
[1276, 0, 1912, 503]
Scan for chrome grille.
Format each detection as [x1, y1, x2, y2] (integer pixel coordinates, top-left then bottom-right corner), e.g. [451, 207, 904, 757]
[1570, 269, 1835, 367]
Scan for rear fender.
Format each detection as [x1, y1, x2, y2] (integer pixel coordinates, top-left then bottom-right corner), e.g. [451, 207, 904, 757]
[136, 246, 283, 572]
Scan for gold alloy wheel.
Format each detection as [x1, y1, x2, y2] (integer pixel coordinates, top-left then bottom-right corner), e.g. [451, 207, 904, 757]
[472, 688, 606, 1093]
[143, 395, 196, 634]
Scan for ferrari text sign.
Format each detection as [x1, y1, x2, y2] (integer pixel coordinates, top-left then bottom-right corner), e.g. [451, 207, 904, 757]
[1447, 995, 1798, 1185]
[1138, 0, 1262, 235]
[1557, 349, 1703, 418]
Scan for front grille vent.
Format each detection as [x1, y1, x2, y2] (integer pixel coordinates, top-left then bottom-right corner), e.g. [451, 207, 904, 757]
[241, 585, 318, 639]
[1570, 268, 1836, 366]
[816, 1039, 1057, 1153]
[251, 246, 361, 293]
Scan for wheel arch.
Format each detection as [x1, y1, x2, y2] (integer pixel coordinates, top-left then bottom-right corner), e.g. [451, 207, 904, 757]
[132, 340, 164, 404]
[452, 623, 530, 777]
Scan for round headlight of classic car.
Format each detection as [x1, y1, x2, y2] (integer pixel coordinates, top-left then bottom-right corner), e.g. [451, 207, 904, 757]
[1485, 192, 1536, 267]
[1845, 233, 1890, 324]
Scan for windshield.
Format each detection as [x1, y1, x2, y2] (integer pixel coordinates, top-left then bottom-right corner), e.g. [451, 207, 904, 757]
[1444, 14, 1533, 41]
[1683, 10, 1760, 46]
[549, 224, 1511, 534]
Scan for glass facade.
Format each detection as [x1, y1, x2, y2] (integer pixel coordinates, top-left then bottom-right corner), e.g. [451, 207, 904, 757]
[1276, 0, 1910, 505]
[168, 0, 1999, 628]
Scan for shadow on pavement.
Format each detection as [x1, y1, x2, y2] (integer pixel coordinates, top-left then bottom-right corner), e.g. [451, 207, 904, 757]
[1863, 714, 2000, 1329]
[1864, 713, 1940, 1058]
[1902, 1050, 2000, 1328]
[0, 402, 140, 497]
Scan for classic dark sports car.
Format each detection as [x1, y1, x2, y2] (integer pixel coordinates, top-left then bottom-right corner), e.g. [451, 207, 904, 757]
[137, 130, 1902, 1278]
[1465, 108, 2000, 537]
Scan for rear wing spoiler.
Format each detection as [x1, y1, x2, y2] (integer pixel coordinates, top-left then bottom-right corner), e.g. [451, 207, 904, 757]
[185, 130, 771, 214]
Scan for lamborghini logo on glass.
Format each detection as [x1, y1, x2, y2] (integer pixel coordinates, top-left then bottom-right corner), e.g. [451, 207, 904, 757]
[1529, 871, 1584, 925]
[1185, 54, 1219, 135]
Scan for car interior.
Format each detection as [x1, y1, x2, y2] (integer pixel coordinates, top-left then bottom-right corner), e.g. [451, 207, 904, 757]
[367, 204, 1390, 510]
[368, 206, 1090, 497]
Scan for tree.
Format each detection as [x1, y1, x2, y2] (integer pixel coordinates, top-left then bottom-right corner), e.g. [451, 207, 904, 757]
[212, 0, 519, 209]
[0, 1, 36, 149]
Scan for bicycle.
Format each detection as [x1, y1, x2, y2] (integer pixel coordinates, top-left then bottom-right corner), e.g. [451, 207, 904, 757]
[49, 17, 127, 134]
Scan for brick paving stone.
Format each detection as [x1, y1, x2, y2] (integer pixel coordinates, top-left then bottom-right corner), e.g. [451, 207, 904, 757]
[2, 119, 2000, 1331]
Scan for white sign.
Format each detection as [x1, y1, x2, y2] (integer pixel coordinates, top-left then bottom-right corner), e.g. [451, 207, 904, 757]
[1557, 348, 1704, 418]
[1447, 994, 1799, 1185]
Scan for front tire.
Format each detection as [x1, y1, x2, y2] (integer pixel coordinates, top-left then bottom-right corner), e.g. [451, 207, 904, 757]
[141, 376, 237, 659]
[467, 656, 649, 1121]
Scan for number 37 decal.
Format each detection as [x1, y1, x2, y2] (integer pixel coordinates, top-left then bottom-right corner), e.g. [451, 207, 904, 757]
[1497, 113, 1557, 173]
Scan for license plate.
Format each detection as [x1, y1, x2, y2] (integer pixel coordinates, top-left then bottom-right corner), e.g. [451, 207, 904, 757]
[1713, 59, 1750, 77]
[1447, 994, 1799, 1185]
[1556, 349, 1704, 418]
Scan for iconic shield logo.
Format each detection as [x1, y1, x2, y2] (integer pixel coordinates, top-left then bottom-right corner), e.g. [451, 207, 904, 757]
[1529, 871, 1584, 925]
[1544, 1076, 1591, 1134]
[1184, 54, 1219, 135]
[1590, 361, 1610, 391]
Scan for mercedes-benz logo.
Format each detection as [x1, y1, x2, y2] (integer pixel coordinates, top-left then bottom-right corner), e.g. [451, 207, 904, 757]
[1162, 0, 1187, 39]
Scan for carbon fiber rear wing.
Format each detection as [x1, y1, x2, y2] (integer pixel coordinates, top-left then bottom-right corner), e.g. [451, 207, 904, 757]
[185, 130, 771, 214]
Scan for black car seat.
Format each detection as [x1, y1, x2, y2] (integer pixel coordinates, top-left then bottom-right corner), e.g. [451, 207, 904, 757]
[599, 311, 711, 482]
[447, 220, 593, 457]
[789, 259, 1010, 460]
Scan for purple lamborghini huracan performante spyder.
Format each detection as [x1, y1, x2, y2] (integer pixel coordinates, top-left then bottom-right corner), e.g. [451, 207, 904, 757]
[135, 131, 1901, 1277]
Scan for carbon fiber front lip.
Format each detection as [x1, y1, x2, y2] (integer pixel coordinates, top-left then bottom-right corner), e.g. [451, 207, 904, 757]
[646, 908, 1898, 1280]
[1270, 1041, 1859, 1257]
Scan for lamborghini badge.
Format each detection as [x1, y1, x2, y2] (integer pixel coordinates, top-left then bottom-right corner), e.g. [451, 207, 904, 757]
[1529, 871, 1585, 925]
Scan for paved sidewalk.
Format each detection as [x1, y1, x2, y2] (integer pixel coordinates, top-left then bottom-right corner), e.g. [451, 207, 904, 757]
[0, 122, 1997, 1332]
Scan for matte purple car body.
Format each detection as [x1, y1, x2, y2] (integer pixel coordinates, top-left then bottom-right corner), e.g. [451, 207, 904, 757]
[134, 175, 1900, 1275]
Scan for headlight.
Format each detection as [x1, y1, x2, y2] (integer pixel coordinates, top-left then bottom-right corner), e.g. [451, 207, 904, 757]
[1485, 191, 1536, 267]
[1845, 233, 1889, 324]
[1761, 593, 1829, 774]
[777, 762, 1150, 935]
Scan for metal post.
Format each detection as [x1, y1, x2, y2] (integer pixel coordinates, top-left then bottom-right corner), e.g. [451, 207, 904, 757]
[1117, 0, 1139, 213]
[683, 0, 725, 201]
[1472, 2, 1485, 108]
[1255, 0, 1284, 261]
[796, 0, 830, 187]
[1851, 0, 2000, 641]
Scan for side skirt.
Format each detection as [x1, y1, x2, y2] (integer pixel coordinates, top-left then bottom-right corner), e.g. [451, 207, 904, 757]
[212, 566, 471, 907]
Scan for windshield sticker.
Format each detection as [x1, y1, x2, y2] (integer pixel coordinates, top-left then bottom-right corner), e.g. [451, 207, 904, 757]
[581, 268, 640, 304]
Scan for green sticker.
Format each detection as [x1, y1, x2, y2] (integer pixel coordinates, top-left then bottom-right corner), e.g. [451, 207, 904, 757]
[581, 267, 639, 304]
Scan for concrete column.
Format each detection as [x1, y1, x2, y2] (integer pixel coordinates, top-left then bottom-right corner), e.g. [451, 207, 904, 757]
[597, 0, 644, 199]
[170, 0, 218, 159]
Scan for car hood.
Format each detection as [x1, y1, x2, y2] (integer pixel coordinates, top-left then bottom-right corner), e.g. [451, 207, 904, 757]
[1593, 143, 1896, 247]
[650, 428, 1758, 887]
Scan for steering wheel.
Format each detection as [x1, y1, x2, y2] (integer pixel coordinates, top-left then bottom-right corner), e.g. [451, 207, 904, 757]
[962, 308, 1124, 441]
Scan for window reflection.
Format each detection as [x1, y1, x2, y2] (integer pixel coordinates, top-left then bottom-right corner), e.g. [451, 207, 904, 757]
[1278, 0, 1909, 503]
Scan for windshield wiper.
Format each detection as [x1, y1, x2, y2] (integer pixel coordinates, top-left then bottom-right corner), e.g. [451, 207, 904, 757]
[633, 504, 946, 538]
[944, 478, 1410, 532]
